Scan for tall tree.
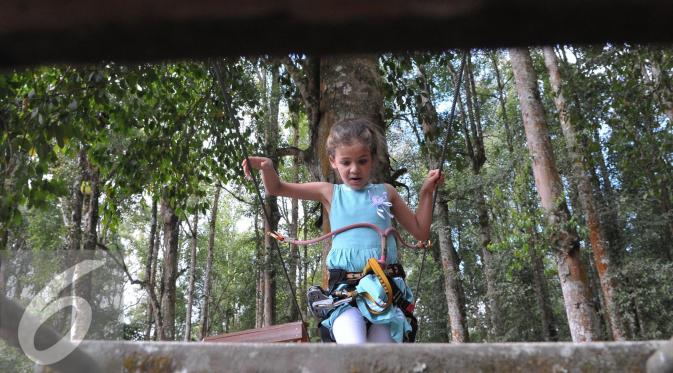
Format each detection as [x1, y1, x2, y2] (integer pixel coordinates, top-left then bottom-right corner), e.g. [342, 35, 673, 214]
[262, 62, 281, 326]
[543, 46, 625, 341]
[410, 54, 470, 343]
[460, 52, 502, 340]
[509, 47, 598, 342]
[649, 49, 673, 124]
[71, 153, 99, 340]
[254, 200, 264, 329]
[316, 55, 389, 286]
[185, 210, 199, 341]
[642, 50, 673, 257]
[200, 187, 219, 340]
[490, 50, 558, 341]
[66, 149, 86, 252]
[288, 115, 301, 321]
[159, 198, 179, 340]
[491, 50, 514, 154]
[143, 199, 158, 340]
[151, 209, 163, 340]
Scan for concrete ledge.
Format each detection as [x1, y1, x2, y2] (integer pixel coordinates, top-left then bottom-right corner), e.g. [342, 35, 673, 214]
[34, 340, 667, 372]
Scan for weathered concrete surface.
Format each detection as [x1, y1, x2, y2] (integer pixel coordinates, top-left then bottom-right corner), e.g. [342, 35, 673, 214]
[33, 340, 668, 373]
[647, 338, 673, 373]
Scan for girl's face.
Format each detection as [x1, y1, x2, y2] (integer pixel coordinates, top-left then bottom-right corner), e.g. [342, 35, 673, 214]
[329, 142, 373, 190]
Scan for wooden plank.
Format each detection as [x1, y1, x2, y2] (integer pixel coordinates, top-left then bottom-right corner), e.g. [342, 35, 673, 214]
[203, 321, 308, 343]
[2, 0, 673, 66]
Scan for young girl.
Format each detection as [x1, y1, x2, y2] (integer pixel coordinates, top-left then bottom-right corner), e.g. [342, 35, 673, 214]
[242, 117, 442, 344]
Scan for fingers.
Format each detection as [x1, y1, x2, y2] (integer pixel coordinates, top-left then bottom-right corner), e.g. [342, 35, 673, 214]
[241, 158, 252, 180]
[242, 156, 269, 180]
[428, 169, 444, 187]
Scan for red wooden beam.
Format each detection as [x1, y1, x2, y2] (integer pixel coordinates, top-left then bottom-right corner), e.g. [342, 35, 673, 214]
[203, 321, 308, 343]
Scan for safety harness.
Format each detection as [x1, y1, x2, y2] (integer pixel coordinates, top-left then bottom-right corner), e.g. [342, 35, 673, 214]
[269, 225, 430, 342]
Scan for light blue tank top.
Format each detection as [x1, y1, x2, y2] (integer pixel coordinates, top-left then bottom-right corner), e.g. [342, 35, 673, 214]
[322, 183, 414, 342]
[326, 183, 397, 272]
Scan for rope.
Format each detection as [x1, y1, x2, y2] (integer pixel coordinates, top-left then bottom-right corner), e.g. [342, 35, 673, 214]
[268, 223, 430, 250]
[212, 62, 305, 325]
[414, 51, 468, 303]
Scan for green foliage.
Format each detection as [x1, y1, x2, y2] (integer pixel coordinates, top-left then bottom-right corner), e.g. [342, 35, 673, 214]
[0, 341, 33, 373]
[616, 258, 673, 339]
[2, 45, 673, 350]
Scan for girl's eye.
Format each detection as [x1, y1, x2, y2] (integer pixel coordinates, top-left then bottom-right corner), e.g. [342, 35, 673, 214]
[341, 161, 350, 166]
[358, 159, 368, 165]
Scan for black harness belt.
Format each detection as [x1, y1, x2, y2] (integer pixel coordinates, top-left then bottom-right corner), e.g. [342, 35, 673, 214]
[311, 262, 418, 343]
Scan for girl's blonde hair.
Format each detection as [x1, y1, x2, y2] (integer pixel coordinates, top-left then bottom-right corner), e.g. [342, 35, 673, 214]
[326, 118, 385, 165]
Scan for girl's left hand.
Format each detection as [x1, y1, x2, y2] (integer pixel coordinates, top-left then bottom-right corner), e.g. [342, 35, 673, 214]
[421, 169, 444, 194]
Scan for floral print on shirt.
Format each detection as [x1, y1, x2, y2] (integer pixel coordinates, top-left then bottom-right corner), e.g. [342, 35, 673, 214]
[369, 187, 394, 220]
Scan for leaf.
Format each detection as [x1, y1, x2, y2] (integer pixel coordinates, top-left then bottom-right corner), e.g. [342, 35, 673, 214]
[81, 181, 92, 195]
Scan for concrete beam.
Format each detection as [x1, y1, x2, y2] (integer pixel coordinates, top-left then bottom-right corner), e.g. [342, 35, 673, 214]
[2, 0, 673, 66]
[33, 340, 668, 372]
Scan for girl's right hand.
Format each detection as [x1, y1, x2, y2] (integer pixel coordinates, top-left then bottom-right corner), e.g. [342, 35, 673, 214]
[242, 156, 272, 179]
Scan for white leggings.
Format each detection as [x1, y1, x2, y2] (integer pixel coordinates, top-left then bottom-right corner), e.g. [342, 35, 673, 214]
[332, 307, 395, 344]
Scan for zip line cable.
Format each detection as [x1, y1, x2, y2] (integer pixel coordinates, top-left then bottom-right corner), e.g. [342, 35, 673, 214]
[211, 62, 305, 325]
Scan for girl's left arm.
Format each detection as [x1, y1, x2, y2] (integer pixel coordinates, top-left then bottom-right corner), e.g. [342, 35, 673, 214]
[386, 169, 443, 241]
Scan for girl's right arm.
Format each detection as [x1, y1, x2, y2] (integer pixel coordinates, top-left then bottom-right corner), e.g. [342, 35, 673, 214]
[242, 156, 332, 205]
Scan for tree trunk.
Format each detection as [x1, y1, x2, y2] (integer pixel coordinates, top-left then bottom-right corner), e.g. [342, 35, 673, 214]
[254, 203, 264, 329]
[262, 62, 282, 326]
[71, 159, 99, 340]
[586, 125, 624, 266]
[637, 56, 673, 260]
[144, 199, 158, 340]
[509, 47, 598, 342]
[543, 47, 625, 341]
[476, 186, 501, 340]
[200, 187, 219, 340]
[301, 201, 309, 316]
[415, 58, 470, 343]
[530, 239, 558, 341]
[491, 50, 514, 154]
[314, 55, 389, 287]
[66, 150, 86, 252]
[0, 251, 6, 297]
[506, 54, 559, 342]
[185, 211, 199, 341]
[160, 197, 179, 340]
[650, 50, 673, 123]
[82, 163, 99, 253]
[463, 53, 502, 340]
[151, 211, 163, 341]
[436, 199, 470, 343]
[60, 149, 85, 332]
[288, 117, 300, 321]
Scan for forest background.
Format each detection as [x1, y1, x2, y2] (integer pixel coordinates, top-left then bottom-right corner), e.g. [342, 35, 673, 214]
[1, 46, 672, 368]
